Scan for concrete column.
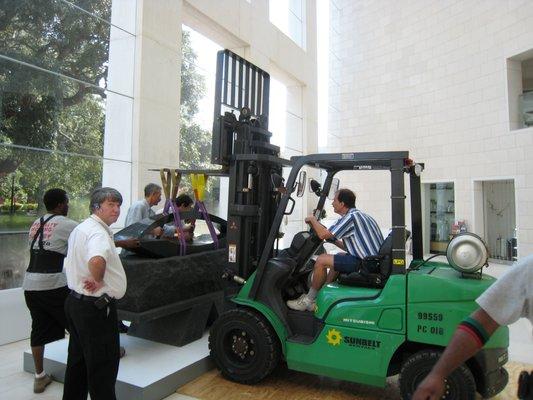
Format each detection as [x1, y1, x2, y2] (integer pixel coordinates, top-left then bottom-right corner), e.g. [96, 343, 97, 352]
[131, 0, 183, 209]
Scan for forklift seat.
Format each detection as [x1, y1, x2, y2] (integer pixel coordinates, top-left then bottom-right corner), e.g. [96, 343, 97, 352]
[337, 231, 409, 288]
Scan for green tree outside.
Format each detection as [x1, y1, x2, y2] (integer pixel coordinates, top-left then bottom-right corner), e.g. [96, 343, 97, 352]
[178, 30, 221, 212]
[0, 1, 219, 231]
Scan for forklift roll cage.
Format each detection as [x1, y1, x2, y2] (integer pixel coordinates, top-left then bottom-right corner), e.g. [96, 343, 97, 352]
[250, 151, 424, 299]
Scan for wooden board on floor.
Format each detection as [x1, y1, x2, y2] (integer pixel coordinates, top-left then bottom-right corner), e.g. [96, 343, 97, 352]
[178, 361, 532, 400]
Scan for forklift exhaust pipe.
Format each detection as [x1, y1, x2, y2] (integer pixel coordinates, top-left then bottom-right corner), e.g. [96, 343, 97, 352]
[222, 268, 247, 285]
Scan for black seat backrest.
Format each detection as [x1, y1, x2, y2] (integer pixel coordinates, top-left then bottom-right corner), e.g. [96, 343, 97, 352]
[337, 232, 396, 288]
[379, 233, 393, 255]
[375, 233, 393, 274]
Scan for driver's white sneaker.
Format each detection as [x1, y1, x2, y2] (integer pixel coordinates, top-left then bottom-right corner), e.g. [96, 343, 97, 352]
[287, 294, 315, 311]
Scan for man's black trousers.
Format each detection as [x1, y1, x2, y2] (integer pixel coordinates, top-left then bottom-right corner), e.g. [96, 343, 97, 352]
[63, 294, 120, 400]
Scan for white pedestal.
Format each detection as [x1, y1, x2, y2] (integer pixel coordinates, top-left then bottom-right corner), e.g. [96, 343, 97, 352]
[23, 333, 212, 400]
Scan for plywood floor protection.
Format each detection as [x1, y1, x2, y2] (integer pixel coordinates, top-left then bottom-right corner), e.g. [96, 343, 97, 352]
[178, 361, 531, 400]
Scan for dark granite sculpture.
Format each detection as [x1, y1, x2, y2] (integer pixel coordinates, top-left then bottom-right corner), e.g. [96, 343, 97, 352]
[118, 249, 226, 313]
[113, 209, 229, 346]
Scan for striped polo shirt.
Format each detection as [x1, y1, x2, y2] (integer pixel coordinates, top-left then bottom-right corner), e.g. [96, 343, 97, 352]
[329, 208, 384, 259]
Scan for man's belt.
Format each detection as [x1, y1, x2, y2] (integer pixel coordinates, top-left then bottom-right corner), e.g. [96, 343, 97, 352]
[70, 290, 99, 301]
[70, 290, 115, 310]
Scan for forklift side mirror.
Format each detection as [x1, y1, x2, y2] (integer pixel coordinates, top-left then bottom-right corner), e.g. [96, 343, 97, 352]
[327, 178, 340, 200]
[309, 179, 322, 196]
[296, 171, 307, 197]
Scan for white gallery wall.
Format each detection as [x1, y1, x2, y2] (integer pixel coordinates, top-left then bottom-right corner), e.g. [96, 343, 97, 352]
[325, 0, 533, 256]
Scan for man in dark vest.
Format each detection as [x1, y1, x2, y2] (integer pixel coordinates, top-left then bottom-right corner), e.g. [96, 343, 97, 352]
[23, 188, 78, 393]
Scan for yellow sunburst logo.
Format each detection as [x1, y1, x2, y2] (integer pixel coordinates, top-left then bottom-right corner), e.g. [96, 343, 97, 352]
[326, 328, 342, 346]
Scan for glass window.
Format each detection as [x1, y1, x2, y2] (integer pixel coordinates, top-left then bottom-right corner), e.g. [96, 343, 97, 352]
[179, 26, 223, 215]
[269, 0, 306, 49]
[67, 0, 113, 21]
[425, 182, 455, 254]
[520, 58, 533, 127]
[507, 51, 533, 130]
[0, 57, 106, 156]
[0, 0, 134, 290]
[0, 146, 115, 290]
[0, 0, 117, 91]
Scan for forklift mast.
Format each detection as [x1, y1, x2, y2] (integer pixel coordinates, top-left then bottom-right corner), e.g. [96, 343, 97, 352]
[211, 50, 290, 280]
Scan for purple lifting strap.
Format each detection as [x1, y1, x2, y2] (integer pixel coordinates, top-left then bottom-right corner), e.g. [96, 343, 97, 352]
[195, 201, 220, 248]
[163, 199, 187, 256]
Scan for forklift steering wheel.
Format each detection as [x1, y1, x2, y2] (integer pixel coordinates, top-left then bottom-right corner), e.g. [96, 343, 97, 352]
[305, 221, 317, 238]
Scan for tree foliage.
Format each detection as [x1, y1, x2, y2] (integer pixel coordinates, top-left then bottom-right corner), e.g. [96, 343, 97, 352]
[0, 1, 218, 219]
[179, 30, 220, 208]
[0, 0, 109, 212]
[179, 31, 214, 171]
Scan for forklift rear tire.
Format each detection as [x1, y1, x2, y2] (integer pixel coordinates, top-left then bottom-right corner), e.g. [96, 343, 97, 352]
[209, 308, 280, 384]
[399, 350, 476, 400]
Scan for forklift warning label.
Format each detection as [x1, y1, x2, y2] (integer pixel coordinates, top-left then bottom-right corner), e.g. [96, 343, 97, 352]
[228, 244, 237, 263]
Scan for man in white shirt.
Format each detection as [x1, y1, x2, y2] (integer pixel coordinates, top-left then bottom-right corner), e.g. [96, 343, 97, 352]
[62, 187, 127, 400]
[23, 188, 78, 393]
[413, 255, 533, 400]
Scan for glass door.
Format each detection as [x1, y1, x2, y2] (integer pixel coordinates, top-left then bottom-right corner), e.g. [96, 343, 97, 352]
[428, 182, 455, 254]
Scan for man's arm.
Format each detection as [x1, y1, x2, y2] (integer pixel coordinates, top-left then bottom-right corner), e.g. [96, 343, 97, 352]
[305, 215, 334, 240]
[84, 256, 106, 293]
[412, 308, 500, 400]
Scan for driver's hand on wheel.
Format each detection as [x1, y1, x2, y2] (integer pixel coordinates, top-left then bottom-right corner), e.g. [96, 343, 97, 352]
[411, 373, 445, 400]
[305, 215, 317, 224]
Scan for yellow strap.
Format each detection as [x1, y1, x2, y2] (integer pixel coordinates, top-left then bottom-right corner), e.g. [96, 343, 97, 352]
[159, 169, 171, 200]
[191, 174, 207, 201]
[171, 170, 181, 201]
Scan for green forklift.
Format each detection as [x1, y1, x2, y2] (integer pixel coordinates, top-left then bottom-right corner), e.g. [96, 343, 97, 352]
[207, 52, 509, 399]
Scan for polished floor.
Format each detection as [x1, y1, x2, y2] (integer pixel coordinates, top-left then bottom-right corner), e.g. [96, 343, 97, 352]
[178, 361, 531, 400]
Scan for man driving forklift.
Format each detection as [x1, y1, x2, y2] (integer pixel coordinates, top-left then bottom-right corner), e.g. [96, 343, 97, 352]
[287, 188, 384, 311]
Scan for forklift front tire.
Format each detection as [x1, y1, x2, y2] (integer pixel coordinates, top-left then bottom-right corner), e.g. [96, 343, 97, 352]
[209, 308, 280, 384]
[399, 349, 476, 400]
